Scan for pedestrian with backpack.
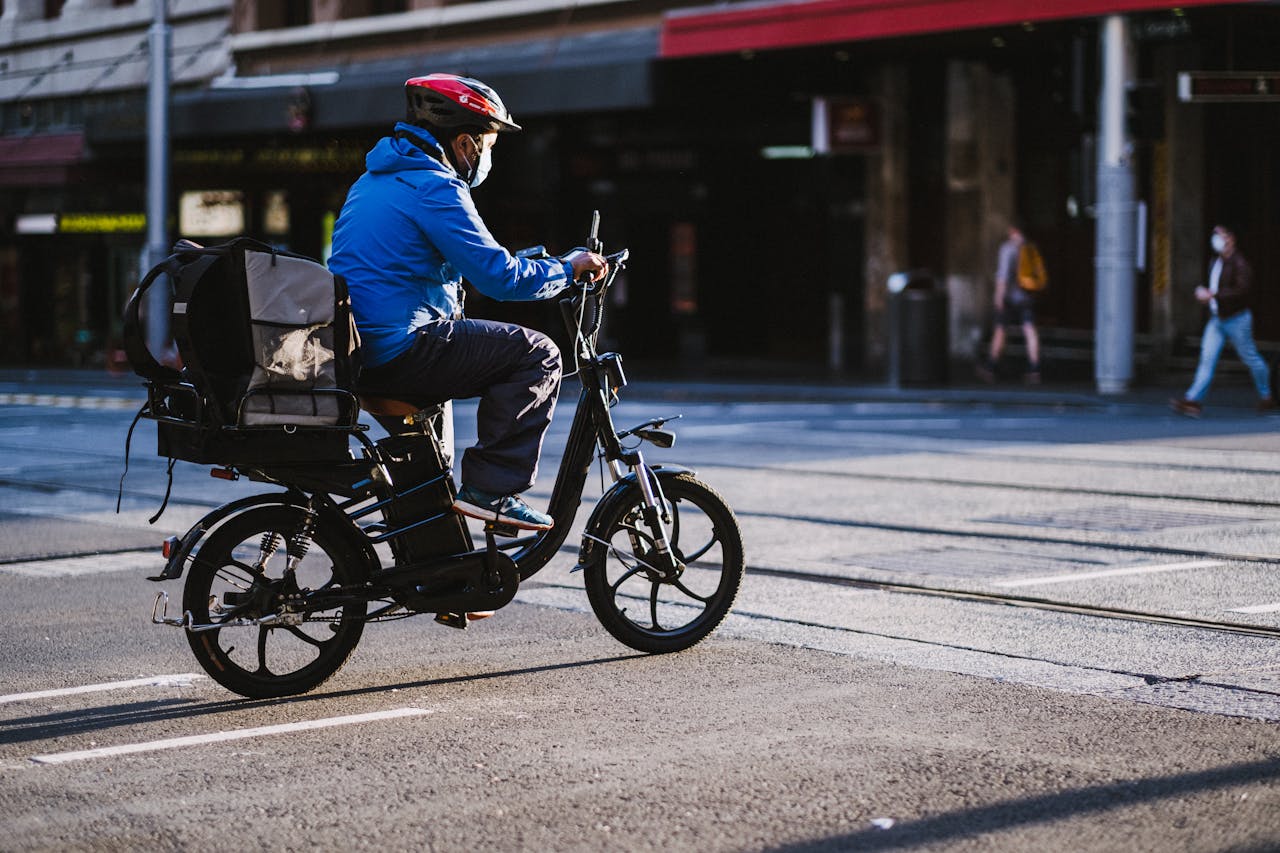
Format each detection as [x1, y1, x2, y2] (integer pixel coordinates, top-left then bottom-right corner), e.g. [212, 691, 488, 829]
[1169, 224, 1275, 417]
[977, 220, 1045, 385]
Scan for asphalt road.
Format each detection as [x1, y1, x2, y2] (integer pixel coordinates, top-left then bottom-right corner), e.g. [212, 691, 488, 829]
[0, 374, 1278, 851]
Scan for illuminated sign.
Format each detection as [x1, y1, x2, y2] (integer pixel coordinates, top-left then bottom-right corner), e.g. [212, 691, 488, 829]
[263, 190, 290, 236]
[812, 97, 880, 155]
[14, 213, 144, 234]
[1178, 72, 1280, 103]
[59, 213, 146, 234]
[15, 214, 58, 235]
[180, 190, 245, 237]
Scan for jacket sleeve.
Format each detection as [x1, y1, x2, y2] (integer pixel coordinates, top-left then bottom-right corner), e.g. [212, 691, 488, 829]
[417, 177, 573, 302]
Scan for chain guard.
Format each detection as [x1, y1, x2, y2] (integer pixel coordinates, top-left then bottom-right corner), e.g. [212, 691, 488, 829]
[378, 549, 521, 615]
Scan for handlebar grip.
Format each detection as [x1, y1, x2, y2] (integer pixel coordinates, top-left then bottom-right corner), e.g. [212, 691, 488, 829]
[587, 210, 602, 254]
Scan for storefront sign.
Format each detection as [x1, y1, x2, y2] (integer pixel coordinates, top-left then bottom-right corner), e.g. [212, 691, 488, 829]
[175, 146, 364, 172]
[15, 214, 58, 235]
[1178, 72, 1280, 102]
[59, 213, 146, 234]
[179, 190, 245, 237]
[812, 97, 880, 154]
[14, 213, 144, 235]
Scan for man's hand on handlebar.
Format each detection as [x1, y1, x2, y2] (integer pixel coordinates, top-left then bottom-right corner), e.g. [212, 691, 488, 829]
[564, 249, 609, 284]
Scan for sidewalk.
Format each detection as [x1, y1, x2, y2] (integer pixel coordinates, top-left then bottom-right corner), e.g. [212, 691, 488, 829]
[0, 365, 1268, 414]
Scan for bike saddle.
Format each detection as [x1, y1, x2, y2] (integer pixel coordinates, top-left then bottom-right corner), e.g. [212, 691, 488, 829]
[359, 394, 442, 417]
[360, 394, 446, 433]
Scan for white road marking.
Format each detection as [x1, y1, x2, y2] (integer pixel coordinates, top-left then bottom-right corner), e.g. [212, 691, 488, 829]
[993, 559, 1222, 588]
[0, 392, 141, 410]
[29, 707, 432, 765]
[1227, 602, 1280, 614]
[0, 674, 206, 705]
[0, 551, 152, 578]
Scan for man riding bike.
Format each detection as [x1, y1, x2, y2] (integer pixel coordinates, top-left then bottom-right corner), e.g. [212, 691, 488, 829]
[329, 74, 607, 531]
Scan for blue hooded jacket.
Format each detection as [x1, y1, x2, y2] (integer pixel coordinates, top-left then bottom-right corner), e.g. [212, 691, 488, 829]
[328, 123, 573, 368]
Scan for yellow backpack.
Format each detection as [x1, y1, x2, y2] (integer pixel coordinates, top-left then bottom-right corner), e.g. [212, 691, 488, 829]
[1017, 242, 1049, 292]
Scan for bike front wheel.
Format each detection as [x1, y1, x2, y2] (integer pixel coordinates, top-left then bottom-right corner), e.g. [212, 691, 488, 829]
[583, 472, 743, 653]
[182, 505, 368, 699]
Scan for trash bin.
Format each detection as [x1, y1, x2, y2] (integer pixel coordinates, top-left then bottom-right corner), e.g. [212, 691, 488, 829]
[886, 270, 949, 387]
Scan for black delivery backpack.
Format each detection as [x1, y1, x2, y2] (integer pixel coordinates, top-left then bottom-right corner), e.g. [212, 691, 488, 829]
[123, 237, 361, 467]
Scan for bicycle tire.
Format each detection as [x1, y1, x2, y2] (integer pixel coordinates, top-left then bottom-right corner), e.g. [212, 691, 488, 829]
[182, 505, 367, 698]
[583, 473, 743, 653]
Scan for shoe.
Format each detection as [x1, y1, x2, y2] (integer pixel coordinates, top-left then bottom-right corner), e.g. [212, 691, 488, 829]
[1169, 397, 1202, 418]
[1258, 397, 1278, 414]
[975, 361, 996, 384]
[453, 485, 554, 531]
[1024, 365, 1041, 386]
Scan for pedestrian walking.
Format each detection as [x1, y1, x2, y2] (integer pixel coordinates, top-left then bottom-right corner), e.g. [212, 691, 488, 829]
[1170, 224, 1275, 417]
[977, 221, 1043, 384]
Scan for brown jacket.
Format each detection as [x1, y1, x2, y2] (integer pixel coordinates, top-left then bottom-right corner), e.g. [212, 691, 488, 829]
[1211, 250, 1254, 319]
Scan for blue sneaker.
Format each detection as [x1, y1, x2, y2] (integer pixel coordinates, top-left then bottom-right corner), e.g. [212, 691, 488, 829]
[453, 485, 554, 531]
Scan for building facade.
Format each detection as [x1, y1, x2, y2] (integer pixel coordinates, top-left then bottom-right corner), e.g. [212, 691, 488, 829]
[0, 0, 230, 365]
[2, 0, 1278, 384]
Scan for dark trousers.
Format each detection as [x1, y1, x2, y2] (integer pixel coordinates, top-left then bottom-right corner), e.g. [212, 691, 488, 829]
[359, 319, 562, 495]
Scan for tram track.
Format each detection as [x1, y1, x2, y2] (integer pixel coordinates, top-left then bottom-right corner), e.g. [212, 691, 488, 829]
[5, 464, 1280, 567]
[745, 564, 1280, 642]
[684, 424, 1280, 479]
[735, 509, 1280, 565]
[706, 461, 1280, 510]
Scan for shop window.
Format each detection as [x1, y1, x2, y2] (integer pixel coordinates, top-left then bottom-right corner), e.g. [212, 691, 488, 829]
[258, 0, 311, 29]
[342, 0, 408, 17]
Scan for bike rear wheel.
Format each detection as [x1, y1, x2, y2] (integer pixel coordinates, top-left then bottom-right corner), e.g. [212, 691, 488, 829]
[583, 473, 743, 653]
[182, 506, 368, 698]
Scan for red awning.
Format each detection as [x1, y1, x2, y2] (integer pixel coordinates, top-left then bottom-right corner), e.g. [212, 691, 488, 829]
[0, 131, 85, 166]
[661, 0, 1241, 58]
[0, 131, 86, 187]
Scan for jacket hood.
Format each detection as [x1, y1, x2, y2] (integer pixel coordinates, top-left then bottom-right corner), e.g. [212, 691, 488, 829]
[365, 122, 454, 175]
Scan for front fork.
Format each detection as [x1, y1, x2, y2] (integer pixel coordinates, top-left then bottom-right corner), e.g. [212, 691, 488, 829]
[613, 450, 680, 578]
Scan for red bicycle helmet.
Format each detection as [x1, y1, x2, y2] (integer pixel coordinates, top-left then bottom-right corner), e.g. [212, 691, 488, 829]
[405, 73, 521, 133]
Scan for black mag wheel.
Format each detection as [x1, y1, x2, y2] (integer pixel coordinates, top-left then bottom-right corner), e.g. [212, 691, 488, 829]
[583, 473, 743, 654]
[182, 506, 367, 699]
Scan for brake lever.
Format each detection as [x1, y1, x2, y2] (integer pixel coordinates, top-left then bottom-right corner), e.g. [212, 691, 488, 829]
[617, 414, 683, 439]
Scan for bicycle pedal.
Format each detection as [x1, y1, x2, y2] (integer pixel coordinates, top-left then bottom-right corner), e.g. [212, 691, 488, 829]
[433, 612, 468, 630]
[483, 520, 521, 538]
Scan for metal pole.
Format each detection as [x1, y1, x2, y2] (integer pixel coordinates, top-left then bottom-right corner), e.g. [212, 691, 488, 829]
[145, 0, 171, 358]
[1094, 14, 1136, 395]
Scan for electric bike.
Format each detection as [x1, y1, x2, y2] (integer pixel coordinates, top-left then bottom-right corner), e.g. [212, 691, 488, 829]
[148, 213, 745, 698]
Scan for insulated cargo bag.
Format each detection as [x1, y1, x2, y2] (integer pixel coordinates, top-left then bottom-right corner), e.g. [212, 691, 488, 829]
[123, 237, 361, 466]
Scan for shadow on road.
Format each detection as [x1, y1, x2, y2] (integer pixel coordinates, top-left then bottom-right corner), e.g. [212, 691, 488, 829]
[767, 756, 1280, 852]
[0, 652, 646, 748]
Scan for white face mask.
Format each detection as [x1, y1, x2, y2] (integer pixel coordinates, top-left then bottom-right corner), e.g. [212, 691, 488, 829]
[467, 138, 492, 188]
[1211, 233, 1227, 254]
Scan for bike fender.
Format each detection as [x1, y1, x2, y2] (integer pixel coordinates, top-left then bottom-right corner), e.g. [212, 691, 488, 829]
[150, 492, 301, 581]
[575, 464, 694, 569]
[152, 492, 381, 583]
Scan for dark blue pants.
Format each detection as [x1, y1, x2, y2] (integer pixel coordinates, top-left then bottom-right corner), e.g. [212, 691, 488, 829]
[359, 319, 562, 495]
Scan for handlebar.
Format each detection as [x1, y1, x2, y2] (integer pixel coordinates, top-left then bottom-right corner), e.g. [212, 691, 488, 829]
[559, 212, 628, 352]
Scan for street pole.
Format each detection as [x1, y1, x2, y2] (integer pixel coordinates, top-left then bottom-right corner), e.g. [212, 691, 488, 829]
[1094, 14, 1136, 395]
[145, 0, 171, 358]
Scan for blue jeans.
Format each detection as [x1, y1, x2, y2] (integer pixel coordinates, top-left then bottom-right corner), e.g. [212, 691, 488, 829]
[1185, 309, 1271, 402]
